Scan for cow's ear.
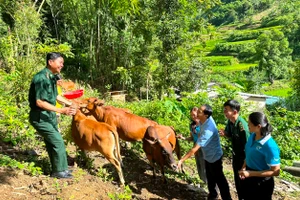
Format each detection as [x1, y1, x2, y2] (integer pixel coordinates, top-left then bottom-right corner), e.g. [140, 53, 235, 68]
[95, 99, 105, 106]
[170, 126, 176, 132]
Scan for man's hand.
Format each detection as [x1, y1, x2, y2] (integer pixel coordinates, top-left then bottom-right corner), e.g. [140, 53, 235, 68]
[219, 129, 226, 136]
[238, 169, 250, 179]
[57, 80, 63, 86]
[176, 134, 186, 140]
[177, 159, 183, 171]
[62, 107, 76, 116]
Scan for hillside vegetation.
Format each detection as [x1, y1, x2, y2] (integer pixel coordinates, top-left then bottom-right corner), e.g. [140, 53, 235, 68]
[0, 0, 300, 199]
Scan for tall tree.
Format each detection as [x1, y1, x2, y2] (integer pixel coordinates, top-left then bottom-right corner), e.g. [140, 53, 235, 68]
[44, 0, 140, 91]
[255, 30, 293, 84]
[0, 0, 73, 103]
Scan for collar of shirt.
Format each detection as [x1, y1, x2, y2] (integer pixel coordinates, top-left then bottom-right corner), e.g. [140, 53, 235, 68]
[250, 133, 271, 146]
[44, 67, 57, 81]
[200, 116, 210, 127]
[229, 115, 241, 127]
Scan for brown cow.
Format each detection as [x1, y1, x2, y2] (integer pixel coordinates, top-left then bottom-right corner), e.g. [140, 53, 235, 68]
[83, 97, 182, 161]
[71, 108, 125, 185]
[143, 125, 178, 183]
[59, 80, 76, 92]
[150, 125, 182, 162]
[84, 97, 158, 142]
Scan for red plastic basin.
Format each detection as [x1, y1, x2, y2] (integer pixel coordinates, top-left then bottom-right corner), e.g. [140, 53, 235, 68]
[63, 89, 84, 99]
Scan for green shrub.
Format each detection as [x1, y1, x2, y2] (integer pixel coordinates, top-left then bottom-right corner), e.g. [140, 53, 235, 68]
[214, 40, 255, 54]
[268, 108, 300, 160]
[0, 155, 43, 176]
[261, 15, 293, 28]
[108, 185, 132, 200]
[227, 30, 262, 42]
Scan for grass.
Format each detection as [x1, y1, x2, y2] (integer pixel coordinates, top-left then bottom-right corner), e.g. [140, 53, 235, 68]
[203, 56, 237, 65]
[263, 88, 292, 97]
[203, 56, 235, 61]
[213, 63, 256, 72]
[262, 80, 292, 97]
[193, 39, 226, 52]
[225, 39, 256, 45]
[255, 25, 283, 31]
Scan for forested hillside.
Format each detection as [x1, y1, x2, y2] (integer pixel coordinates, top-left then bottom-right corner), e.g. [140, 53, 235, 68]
[0, 0, 299, 199]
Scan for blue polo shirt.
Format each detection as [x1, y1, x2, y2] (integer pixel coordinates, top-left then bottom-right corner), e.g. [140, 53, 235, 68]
[245, 133, 280, 171]
[196, 116, 223, 163]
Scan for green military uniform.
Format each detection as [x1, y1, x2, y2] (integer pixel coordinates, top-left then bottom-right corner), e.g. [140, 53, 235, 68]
[225, 115, 250, 200]
[28, 67, 68, 173]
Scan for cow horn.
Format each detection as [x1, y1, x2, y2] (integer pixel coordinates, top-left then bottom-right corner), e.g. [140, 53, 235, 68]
[145, 138, 157, 145]
[166, 132, 171, 139]
[160, 132, 171, 141]
[79, 103, 87, 108]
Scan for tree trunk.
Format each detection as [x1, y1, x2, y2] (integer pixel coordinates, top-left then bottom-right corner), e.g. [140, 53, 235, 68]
[269, 74, 274, 84]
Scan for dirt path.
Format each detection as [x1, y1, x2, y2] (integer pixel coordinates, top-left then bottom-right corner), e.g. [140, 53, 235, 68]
[0, 142, 299, 200]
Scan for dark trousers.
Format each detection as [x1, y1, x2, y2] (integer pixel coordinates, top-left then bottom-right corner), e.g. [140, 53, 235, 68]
[205, 156, 232, 200]
[241, 166, 274, 200]
[195, 149, 207, 183]
[232, 157, 245, 200]
[30, 112, 68, 173]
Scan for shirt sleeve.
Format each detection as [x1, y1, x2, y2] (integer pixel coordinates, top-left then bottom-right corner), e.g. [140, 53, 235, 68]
[34, 76, 51, 101]
[265, 145, 280, 166]
[240, 127, 250, 149]
[196, 129, 213, 147]
[242, 122, 250, 142]
[225, 121, 231, 137]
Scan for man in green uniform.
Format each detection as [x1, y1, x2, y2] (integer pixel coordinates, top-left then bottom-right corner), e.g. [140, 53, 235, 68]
[28, 52, 76, 179]
[219, 100, 250, 200]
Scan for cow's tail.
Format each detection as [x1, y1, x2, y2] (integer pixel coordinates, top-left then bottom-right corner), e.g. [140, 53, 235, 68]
[111, 128, 123, 167]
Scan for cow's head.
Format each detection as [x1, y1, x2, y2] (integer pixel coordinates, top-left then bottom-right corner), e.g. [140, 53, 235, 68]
[69, 98, 88, 109]
[145, 132, 177, 171]
[86, 97, 105, 111]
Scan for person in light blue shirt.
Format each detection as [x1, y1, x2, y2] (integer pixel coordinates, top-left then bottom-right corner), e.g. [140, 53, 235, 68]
[177, 107, 207, 183]
[239, 112, 280, 200]
[178, 104, 232, 200]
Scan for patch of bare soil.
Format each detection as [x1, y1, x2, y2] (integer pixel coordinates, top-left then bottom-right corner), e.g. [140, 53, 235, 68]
[0, 141, 299, 200]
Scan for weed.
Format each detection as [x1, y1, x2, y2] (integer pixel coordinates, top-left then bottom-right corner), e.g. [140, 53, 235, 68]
[96, 167, 113, 183]
[0, 155, 42, 175]
[108, 185, 132, 200]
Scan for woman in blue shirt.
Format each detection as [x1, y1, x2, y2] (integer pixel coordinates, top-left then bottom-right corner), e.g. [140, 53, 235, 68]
[178, 105, 232, 200]
[177, 107, 207, 183]
[189, 107, 207, 183]
[239, 112, 280, 200]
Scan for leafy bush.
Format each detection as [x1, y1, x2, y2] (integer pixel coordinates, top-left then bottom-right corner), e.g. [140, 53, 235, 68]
[209, 0, 273, 26]
[108, 185, 132, 200]
[227, 30, 262, 42]
[261, 15, 294, 28]
[0, 154, 43, 176]
[268, 108, 300, 160]
[0, 71, 37, 146]
[213, 40, 256, 57]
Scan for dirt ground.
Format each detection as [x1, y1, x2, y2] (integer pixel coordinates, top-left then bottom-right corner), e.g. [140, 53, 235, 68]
[0, 141, 299, 200]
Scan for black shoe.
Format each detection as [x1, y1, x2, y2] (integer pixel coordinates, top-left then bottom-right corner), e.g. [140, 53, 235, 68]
[207, 197, 218, 200]
[207, 194, 218, 200]
[51, 171, 73, 179]
[64, 169, 73, 174]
